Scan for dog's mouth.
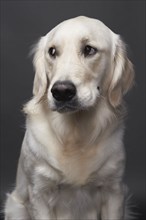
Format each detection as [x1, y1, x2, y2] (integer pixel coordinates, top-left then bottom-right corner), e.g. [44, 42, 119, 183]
[52, 100, 81, 113]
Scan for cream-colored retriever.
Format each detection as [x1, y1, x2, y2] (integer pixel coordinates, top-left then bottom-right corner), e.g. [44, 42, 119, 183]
[5, 16, 134, 220]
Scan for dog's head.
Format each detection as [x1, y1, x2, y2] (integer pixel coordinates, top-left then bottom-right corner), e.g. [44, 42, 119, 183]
[30, 16, 134, 113]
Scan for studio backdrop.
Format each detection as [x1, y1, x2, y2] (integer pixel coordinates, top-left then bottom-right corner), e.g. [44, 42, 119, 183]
[0, 0, 145, 219]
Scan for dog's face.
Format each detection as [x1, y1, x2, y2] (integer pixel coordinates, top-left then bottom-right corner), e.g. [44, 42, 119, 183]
[32, 16, 134, 113]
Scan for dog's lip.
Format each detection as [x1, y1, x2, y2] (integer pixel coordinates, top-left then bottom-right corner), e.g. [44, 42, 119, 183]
[51, 98, 98, 113]
[53, 103, 80, 113]
[51, 99, 83, 113]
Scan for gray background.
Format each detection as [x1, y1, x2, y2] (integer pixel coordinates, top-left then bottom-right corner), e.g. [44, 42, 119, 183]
[0, 0, 145, 219]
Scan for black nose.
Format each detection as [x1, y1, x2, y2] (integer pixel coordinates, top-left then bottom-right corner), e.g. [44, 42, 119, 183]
[51, 81, 76, 102]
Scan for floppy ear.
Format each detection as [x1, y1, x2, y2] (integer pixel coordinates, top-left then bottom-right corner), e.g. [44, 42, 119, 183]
[108, 37, 134, 107]
[32, 37, 48, 102]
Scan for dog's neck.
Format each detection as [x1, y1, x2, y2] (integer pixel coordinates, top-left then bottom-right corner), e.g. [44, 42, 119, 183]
[47, 100, 119, 149]
[26, 98, 121, 152]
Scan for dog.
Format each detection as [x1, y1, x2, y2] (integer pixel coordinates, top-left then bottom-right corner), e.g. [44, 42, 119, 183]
[5, 16, 134, 220]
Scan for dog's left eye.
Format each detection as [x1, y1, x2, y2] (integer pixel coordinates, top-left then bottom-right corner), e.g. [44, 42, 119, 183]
[83, 45, 97, 57]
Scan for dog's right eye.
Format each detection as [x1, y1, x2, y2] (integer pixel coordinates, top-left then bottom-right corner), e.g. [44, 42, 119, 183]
[48, 47, 56, 58]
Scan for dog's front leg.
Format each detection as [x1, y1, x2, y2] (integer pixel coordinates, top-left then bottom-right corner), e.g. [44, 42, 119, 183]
[101, 183, 125, 220]
[28, 186, 56, 220]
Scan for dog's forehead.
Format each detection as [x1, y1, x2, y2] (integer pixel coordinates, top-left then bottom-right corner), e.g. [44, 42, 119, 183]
[47, 16, 116, 48]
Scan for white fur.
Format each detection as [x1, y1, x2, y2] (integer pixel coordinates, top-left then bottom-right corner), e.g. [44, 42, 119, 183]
[5, 16, 134, 219]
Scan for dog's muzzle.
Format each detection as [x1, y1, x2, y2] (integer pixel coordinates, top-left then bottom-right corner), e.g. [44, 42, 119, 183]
[51, 81, 78, 112]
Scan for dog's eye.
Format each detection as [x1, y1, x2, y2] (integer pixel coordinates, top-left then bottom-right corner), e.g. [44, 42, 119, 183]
[48, 47, 56, 58]
[83, 45, 97, 57]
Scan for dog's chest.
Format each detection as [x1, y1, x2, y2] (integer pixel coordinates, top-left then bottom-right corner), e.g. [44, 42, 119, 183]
[28, 115, 117, 186]
[56, 145, 100, 185]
